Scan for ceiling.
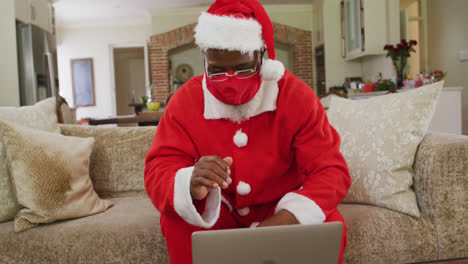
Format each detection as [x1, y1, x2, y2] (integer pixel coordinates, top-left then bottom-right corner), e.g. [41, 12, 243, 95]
[53, 0, 315, 27]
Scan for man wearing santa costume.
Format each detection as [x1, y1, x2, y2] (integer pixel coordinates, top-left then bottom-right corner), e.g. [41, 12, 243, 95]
[144, 0, 351, 263]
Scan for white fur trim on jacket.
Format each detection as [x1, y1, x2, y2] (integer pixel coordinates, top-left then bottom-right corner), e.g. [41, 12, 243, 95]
[233, 129, 248, 148]
[261, 59, 285, 81]
[221, 195, 233, 212]
[173, 166, 221, 228]
[275, 192, 326, 225]
[236, 181, 251, 195]
[202, 75, 279, 123]
[195, 12, 265, 53]
[250, 222, 260, 228]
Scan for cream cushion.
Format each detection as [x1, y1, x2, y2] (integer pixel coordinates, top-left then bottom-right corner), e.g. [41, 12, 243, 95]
[327, 82, 443, 217]
[0, 120, 113, 232]
[0, 98, 59, 223]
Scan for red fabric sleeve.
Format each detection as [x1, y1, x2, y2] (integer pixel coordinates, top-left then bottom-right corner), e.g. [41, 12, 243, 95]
[144, 108, 200, 217]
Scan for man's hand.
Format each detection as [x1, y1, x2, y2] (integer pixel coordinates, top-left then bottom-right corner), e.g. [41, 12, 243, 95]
[190, 156, 233, 200]
[257, 210, 299, 227]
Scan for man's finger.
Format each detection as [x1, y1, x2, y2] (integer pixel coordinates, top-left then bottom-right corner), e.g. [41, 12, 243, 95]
[208, 156, 230, 172]
[200, 169, 229, 189]
[192, 176, 218, 189]
[223, 156, 233, 167]
[204, 157, 232, 183]
[207, 164, 230, 182]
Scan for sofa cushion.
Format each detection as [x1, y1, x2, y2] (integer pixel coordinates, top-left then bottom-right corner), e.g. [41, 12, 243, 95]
[328, 82, 443, 217]
[59, 125, 157, 193]
[0, 191, 169, 264]
[338, 204, 438, 264]
[0, 120, 114, 232]
[0, 97, 60, 223]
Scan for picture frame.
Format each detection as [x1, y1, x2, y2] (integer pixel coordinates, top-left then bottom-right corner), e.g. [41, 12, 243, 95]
[71, 58, 96, 107]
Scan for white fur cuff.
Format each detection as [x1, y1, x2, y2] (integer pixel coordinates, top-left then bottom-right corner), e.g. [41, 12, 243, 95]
[173, 166, 221, 228]
[275, 192, 326, 225]
[194, 12, 265, 53]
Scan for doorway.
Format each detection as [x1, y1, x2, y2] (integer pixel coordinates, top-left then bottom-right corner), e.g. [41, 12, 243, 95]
[400, 0, 427, 77]
[113, 47, 146, 117]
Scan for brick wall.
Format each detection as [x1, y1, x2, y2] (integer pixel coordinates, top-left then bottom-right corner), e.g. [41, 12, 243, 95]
[149, 22, 313, 103]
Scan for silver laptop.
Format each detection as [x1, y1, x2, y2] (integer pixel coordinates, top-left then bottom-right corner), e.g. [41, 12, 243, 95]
[192, 222, 343, 264]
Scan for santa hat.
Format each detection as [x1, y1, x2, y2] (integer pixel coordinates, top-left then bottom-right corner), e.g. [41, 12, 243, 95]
[194, 0, 285, 82]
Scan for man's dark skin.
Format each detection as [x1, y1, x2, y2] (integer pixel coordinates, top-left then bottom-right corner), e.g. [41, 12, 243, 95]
[190, 48, 299, 227]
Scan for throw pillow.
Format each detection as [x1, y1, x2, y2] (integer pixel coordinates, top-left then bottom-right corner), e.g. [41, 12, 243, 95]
[0, 120, 114, 232]
[0, 97, 60, 223]
[327, 81, 443, 217]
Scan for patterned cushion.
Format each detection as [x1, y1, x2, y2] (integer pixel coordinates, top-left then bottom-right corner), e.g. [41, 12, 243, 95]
[327, 82, 443, 217]
[59, 125, 157, 193]
[0, 120, 113, 232]
[0, 98, 59, 223]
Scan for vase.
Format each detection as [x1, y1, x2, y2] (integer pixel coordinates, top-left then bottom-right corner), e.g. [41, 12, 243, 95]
[393, 57, 408, 89]
[396, 71, 406, 89]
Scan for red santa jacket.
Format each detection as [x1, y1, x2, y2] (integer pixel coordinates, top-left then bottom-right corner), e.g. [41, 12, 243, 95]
[144, 70, 351, 228]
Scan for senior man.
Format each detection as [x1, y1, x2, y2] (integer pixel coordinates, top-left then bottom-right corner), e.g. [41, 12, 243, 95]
[144, 0, 351, 263]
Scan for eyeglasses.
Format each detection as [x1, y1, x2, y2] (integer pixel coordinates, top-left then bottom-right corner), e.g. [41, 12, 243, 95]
[204, 60, 259, 82]
[207, 68, 258, 82]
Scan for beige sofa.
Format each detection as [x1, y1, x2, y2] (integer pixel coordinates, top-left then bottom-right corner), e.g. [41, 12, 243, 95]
[0, 124, 466, 264]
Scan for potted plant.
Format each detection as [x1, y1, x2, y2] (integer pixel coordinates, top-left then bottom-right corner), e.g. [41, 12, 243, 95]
[384, 39, 417, 89]
[374, 79, 397, 93]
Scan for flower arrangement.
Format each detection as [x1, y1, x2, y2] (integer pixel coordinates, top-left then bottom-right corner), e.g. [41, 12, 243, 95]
[374, 79, 397, 92]
[431, 70, 447, 82]
[384, 39, 418, 88]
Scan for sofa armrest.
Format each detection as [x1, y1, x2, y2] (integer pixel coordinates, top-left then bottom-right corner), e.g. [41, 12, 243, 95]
[59, 124, 157, 194]
[413, 132, 468, 260]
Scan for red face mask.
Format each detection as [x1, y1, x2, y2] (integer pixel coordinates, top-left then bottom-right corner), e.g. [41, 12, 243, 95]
[205, 71, 262, 105]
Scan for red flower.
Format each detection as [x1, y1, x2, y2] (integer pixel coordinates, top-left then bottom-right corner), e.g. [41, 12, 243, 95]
[384, 44, 392, 51]
[393, 47, 401, 53]
[401, 39, 409, 48]
[410, 40, 418, 46]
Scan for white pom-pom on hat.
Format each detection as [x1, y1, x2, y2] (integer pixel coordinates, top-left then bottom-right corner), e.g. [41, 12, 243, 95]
[260, 59, 285, 82]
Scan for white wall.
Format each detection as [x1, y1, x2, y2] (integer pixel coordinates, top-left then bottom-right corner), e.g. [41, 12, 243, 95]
[427, 0, 468, 135]
[56, 24, 151, 120]
[361, 55, 395, 82]
[0, 0, 20, 107]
